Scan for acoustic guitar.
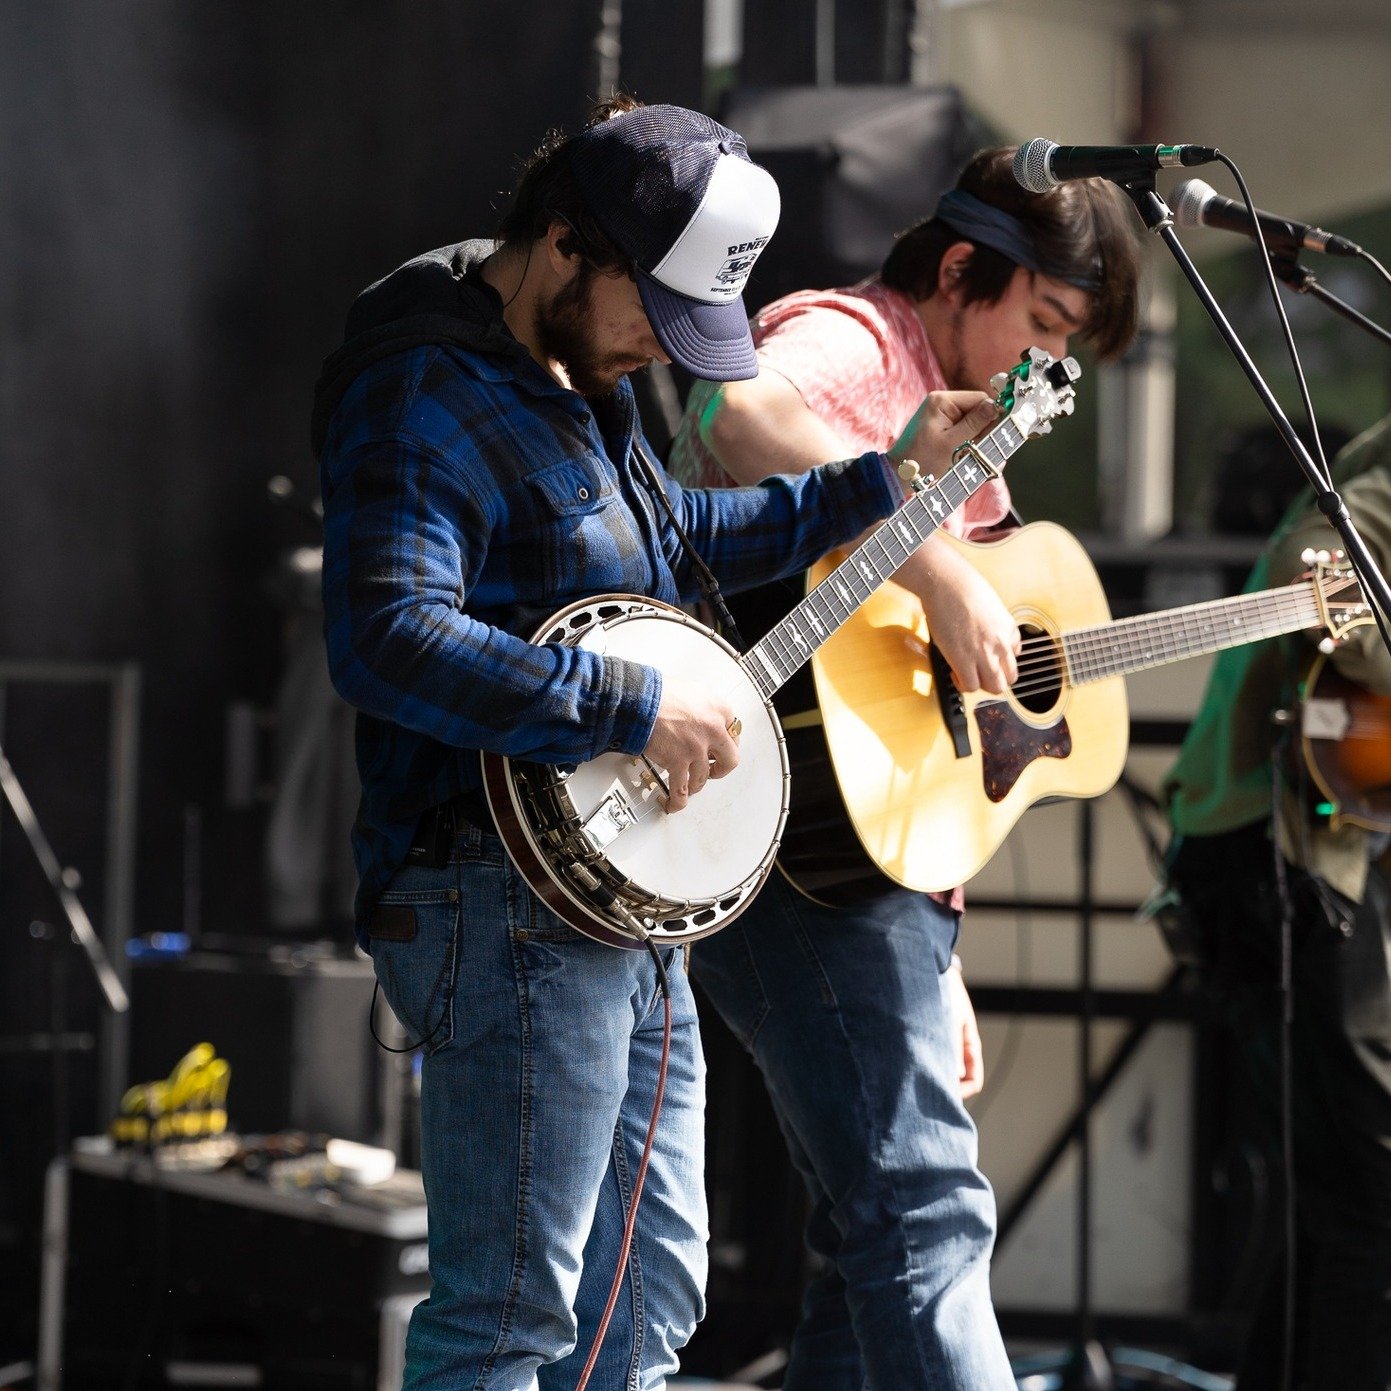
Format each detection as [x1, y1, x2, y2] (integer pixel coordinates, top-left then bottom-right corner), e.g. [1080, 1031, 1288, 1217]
[777, 526, 1369, 902]
[1297, 652, 1391, 833]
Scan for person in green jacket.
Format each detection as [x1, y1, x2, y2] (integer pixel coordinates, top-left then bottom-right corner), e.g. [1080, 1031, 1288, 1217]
[1164, 413, 1391, 1391]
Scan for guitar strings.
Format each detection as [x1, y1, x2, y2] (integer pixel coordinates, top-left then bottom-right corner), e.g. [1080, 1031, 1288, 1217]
[965, 591, 1333, 705]
[993, 587, 1326, 696]
[1329, 717, 1391, 736]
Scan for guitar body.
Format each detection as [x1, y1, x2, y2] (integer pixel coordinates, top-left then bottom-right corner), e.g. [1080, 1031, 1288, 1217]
[1299, 655, 1391, 833]
[784, 523, 1130, 897]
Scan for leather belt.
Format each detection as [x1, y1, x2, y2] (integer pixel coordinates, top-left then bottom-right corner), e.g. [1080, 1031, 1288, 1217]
[406, 791, 495, 866]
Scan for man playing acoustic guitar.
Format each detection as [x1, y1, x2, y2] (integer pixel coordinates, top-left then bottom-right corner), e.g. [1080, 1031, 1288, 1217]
[1164, 415, 1391, 1391]
[669, 148, 1143, 1389]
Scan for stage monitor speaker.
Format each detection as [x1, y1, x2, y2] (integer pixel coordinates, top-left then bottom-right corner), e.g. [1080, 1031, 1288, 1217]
[720, 84, 993, 314]
[129, 949, 390, 1146]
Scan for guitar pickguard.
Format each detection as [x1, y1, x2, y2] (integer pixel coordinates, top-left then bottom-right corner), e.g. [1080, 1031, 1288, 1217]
[976, 703, 1072, 803]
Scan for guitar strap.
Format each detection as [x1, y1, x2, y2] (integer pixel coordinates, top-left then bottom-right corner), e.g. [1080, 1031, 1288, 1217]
[630, 439, 749, 654]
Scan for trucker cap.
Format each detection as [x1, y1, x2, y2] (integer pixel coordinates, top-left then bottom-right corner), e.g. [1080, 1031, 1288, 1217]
[569, 104, 781, 381]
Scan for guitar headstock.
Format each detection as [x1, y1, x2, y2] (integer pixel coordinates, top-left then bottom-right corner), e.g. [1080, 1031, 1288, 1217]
[1307, 548, 1374, 645]
[988, 346, 1082, 440]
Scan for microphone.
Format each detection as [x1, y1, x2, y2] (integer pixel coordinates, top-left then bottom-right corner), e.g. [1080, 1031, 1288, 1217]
[1014, 139, 1219, 193]
[1171, 179, 1362, 258]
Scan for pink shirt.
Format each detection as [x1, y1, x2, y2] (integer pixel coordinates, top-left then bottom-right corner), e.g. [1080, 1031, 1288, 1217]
[670, 279, 1011, 912]
[669, 277, 1012, 535]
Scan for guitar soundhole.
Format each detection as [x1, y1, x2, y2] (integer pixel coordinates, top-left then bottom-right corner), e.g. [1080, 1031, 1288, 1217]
[1012, 623, 1063, 716]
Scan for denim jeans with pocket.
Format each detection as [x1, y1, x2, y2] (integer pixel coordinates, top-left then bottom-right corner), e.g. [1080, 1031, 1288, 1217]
[690, 871, 1014, 1391]
[367, 825, 706, 1391]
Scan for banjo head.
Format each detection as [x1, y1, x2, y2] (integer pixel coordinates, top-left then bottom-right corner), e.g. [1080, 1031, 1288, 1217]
[486, 597, 789, 945]
[564, 610, 786, 902]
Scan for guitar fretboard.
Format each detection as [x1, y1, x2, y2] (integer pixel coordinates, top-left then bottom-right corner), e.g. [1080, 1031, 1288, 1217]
[1062, 581, 1324, 685]
[740, 417, 1027, 699]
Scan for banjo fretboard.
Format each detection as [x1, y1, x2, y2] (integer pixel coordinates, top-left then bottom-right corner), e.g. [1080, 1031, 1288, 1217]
[740, 416, 1027, 699]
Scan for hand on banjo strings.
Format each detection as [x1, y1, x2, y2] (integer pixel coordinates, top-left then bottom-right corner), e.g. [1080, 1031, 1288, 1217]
[889, 389, 998, 475]
[642, 678, 742, 814]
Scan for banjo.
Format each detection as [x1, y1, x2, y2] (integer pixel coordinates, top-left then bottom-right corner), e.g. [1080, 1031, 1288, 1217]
[482, 347, 1082, 948]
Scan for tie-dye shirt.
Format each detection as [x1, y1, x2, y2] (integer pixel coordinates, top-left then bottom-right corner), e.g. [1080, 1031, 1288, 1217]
[669, 277, 1011, 536]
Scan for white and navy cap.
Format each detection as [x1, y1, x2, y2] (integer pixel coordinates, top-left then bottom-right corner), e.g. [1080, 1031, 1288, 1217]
[569, 105, 780, 381]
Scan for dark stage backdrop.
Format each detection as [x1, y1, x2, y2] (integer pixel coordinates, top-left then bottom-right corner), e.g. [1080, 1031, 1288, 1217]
[0, 0, 705, 1358]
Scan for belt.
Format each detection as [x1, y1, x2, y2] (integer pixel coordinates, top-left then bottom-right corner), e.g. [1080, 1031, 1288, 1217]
[406, 791, 495, 866]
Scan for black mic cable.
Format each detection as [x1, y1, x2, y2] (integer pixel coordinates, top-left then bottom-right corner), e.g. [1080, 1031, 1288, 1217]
[1201, 155, 1391, 662]
[1210, 153, 1333, 487]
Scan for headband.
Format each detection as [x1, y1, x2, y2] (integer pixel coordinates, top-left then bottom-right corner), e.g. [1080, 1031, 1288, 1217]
[934, 189, 1101, 293]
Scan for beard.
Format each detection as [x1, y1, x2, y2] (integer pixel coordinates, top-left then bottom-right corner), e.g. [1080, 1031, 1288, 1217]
[534, 265, 640, 400]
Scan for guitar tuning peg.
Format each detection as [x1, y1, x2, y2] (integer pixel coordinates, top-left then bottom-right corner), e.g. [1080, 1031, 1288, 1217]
[896, 458, 921, 485]
[1318, 636, 1338, 655]
[988, 371, 1008, 395]
[1301, 547, 1317, 564]
[1317, 549, 1332, 564]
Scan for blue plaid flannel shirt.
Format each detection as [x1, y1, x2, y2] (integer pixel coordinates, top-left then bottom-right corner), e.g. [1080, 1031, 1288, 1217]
[319, 328, 897, 941]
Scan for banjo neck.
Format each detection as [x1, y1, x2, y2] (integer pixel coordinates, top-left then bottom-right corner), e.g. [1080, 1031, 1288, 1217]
[740, 416, 1029, 700]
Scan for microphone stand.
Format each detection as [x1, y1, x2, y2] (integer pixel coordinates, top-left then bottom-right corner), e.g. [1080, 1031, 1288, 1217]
[0, 743, 129, 1014]
[1270, 256, 1391, 349]
[1111, 179, 1390, 1391]
[1123, 180, 1391, 648]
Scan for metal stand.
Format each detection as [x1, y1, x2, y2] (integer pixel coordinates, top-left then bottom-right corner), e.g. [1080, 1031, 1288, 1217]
[0, 744, 128, 1015]
[1123, 181, 1391, 648]
[989, 773, 1229, 1389]
[1068, 798, 1111, 1389]
[1270, 257, 1391, 348]
[0, 660, 140, 1123]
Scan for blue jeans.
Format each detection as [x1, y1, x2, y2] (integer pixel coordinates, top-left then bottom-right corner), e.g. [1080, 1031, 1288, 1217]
[691, 872, 1013, 1391]
[367, 825, 707, 1391]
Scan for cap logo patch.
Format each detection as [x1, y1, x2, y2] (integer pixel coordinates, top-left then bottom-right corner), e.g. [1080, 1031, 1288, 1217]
[715, 244, 766, 288]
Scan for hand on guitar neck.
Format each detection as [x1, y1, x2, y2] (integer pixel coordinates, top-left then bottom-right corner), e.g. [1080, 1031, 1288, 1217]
[887, 390, 999, 475]
[642, 681, 742, 813]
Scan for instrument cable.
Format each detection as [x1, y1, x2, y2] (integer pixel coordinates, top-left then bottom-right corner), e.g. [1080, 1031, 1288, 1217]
[368, 978, 448, 1054]
[1268, 754, 1298, 1391]
[368, 432, 712, 1379]
[1220, 146, 1391, 1383]
[574, 940, 672, 1391]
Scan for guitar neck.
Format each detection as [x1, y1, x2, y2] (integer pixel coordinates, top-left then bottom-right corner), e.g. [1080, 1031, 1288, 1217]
[740, 416, 1028, 699]
[1063, 580, 1324, 685]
